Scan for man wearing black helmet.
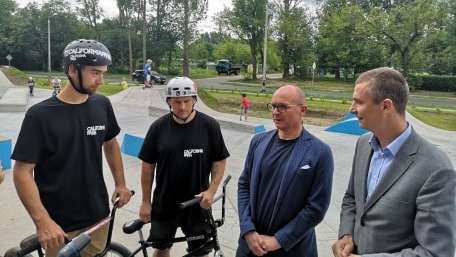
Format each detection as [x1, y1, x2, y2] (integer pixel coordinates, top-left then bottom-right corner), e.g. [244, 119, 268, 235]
[138, 76, 230, 257]
[11, 39, 132, 257]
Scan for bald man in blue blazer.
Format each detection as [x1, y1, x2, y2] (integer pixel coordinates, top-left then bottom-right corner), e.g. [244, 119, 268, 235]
[237, 85, 334, 256]
[333, 67, 456, 257]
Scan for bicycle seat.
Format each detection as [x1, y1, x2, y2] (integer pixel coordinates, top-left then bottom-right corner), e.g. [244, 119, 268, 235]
[122, 219, 146, 234]
[19, 234, 39, 249]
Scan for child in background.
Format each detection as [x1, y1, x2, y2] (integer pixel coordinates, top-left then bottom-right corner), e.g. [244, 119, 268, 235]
[240, 93, 250, 122]
[120, 77, 129, 90]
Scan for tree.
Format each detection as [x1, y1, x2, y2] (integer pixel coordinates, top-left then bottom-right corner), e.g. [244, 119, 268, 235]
[213, 39, 251, 64]
[0, 0, 17, 66]
[447, 0, 456, 74]
[77, 0, 102, 40]
[116, 0, 135, 73]
[316, 4, 384, 78]
[274, 0, 314, 78]
[365, 0, 446, 76]
[226, 0, 268, 80]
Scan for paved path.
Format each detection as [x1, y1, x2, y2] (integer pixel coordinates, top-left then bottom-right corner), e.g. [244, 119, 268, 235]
[0, 71, 455, 256]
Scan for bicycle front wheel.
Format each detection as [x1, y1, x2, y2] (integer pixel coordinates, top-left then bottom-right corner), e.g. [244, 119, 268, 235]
[104, 242, 131, 257]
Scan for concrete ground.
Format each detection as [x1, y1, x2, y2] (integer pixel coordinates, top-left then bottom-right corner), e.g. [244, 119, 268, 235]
[0, 70, 455, 256]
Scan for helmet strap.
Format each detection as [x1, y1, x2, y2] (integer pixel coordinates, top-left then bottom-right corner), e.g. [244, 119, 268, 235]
[66, 68, 90, 95]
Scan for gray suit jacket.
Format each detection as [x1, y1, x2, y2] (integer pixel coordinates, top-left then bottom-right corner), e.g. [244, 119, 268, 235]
[339, 128, 456, 256]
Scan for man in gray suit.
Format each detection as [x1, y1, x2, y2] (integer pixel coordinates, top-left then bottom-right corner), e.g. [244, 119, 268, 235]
[332, 67, 456, 257]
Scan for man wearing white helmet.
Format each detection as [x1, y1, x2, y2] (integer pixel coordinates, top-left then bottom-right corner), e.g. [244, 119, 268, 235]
[12, 39, 132, 257]
[138, 76, 230, 257]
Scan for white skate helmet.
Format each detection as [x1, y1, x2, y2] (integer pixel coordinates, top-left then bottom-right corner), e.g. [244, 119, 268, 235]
[165, 77, 197, 99]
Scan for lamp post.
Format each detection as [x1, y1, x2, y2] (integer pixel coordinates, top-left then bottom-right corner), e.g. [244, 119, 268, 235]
[48, 14, 56, 83]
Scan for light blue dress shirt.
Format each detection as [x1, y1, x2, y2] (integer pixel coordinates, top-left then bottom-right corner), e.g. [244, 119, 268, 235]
[366, 124, 412, 200]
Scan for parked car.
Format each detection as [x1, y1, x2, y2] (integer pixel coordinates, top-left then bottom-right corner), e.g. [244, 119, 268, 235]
[131, 70, 167, 84]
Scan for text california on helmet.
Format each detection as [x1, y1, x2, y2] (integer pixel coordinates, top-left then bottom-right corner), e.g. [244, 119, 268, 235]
[62, 39, 112, 72]
[165, 76, 197, 98]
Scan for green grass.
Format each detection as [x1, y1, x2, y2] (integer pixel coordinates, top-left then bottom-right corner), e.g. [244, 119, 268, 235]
[2, 67, 455, 130]
[199, 88, 456, 130]
[2, 67, 124, 96]
[199, 88, 351, 126]
[408, 108, 456, 129]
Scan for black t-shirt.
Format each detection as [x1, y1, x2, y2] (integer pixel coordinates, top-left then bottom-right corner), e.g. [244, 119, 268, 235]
[11, 94, 120, 231]
[255, 135, 297, 234]
[138, 111, 230, 225]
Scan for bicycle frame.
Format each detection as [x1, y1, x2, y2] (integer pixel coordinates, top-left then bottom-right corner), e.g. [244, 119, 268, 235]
[7, 192, 134, 257]
[121, 175, 231, 257]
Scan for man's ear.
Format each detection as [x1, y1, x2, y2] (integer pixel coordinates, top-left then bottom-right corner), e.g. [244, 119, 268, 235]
[67, 64, 77, 75]
[383, 99, 393, 111]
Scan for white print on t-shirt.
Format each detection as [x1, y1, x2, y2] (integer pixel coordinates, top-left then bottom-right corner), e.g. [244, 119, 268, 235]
[86, 125, 106, 136]
[183, 149, 204, 157]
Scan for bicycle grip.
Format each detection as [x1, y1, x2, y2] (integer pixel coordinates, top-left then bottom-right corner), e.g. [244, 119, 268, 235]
[180, 197, 202, 209]
[223, 175, 232, 185]
[57, 234, 91, 257]
[17, 239, 41, 256]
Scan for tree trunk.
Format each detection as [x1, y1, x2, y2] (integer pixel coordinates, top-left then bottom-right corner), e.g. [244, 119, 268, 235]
[250, 37, 257, 80]
[183, 0, 190, 77]
[142, 0, 147, 67]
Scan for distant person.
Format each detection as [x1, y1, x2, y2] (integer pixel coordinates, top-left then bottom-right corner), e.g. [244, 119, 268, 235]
[0, 160, 4, 184]
[143, 59, 153, 89]
[12, 39, 132, 257]
[138, 76, 230, 257]
[332, 67, 456, 257]
[120, 77, 128, 90]
[50, 77, 61, 96]
[237, 85, 334, 256]
[27, 77, 35, 96]
[239, 93, 250, 122]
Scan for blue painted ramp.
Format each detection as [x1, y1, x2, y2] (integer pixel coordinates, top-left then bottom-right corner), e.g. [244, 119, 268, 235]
[325, 113, 368, 135]
[121, 133, 144, 157]
[0, 139, 12, 170]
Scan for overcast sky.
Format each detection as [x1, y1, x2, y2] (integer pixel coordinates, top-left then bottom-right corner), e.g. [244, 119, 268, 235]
[14, 0, 233, 32]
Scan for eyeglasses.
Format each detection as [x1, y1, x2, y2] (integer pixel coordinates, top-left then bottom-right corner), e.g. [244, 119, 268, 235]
[267, 103, 303, 113]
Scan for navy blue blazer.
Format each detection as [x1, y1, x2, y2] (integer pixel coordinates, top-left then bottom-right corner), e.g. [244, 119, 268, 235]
[237, 128, 334, 256]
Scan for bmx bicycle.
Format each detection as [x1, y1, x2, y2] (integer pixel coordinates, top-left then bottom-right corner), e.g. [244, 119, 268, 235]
[50, 175, 232, 257]
[114, 175, 231, 257]
[52, 86, 61, 96]
[3, 192, 135, 257]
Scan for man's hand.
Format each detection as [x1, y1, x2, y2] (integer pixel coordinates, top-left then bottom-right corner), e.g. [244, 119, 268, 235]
[195, 190, 215, 210]
[332, 235, 355, 257]
[245, 231, 268, 256]
[36, 218, 67, 250]
[111, 187, 133, 208]
[259, 235, 281, 252]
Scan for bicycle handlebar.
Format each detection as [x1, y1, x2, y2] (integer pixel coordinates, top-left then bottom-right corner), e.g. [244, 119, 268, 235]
[57, 190, 135, 257]
[17, 237, 41, 257]
[180, 197, 202, 209]
[179, 175, 232, 209]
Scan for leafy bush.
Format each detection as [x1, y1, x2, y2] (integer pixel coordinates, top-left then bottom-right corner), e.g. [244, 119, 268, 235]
[412, 75, 456, 92]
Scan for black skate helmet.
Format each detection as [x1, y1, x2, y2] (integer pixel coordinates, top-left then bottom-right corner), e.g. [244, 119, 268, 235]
[63, 39, 111, 72]
[62, 39, 112, 94]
